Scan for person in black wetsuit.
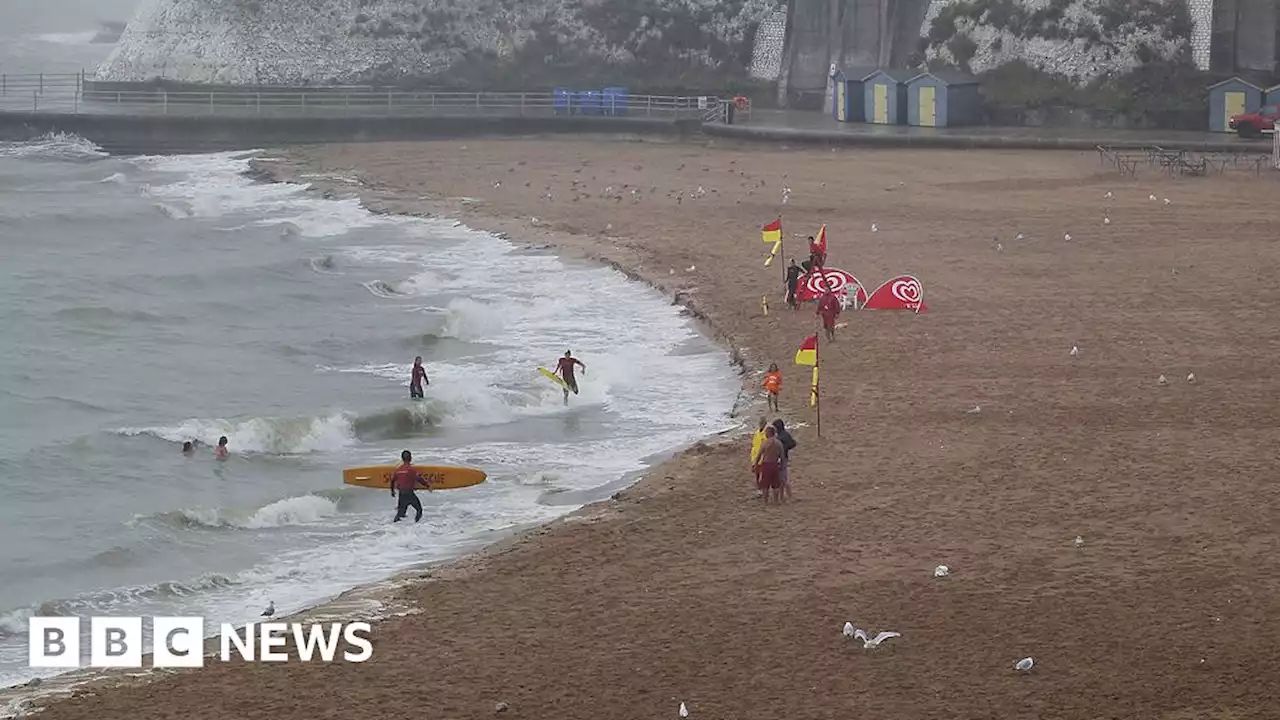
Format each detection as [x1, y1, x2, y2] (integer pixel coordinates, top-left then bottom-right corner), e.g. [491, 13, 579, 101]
[786, 259, 803, 309]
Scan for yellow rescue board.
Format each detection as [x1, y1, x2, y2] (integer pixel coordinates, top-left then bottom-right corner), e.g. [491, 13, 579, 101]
[538, 367, 569, 389]
[342, 465, 487, 490]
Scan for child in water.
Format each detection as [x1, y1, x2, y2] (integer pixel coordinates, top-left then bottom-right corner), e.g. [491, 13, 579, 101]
[215, 436, 229, 460]
[762, 363, 782, 413]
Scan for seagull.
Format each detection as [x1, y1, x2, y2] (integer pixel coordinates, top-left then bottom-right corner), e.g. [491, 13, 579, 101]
[261, 601, 275, 618]
[679, 702, 689, 718]
[686, 265, 696, 272]
[1104, 191, 1113, 199]
[842, 621, 856, 637]
[492, 181, 501, 188]
[1187, 372, 1196, 383]
[1074, 535, 1084, 547]
[530, 217, 539, 225]
[871, 223, 879, 232]
[966, 405, 981, 415]
[1063, 233, 1072, 241]
[1070, 345, 1079, 357]
[996, 242, 1004, 251]
[1015, 232, 1025, 240]
[1149, 194, 1158, 201]
[1158, 374, 1168, 386]
[1163, 198, 1171, 205]
[1015, 657, 1034, 673]
[1103, 217, 1110, 225]
[934, 565, 950, 577]
[853, 628, 900, 649]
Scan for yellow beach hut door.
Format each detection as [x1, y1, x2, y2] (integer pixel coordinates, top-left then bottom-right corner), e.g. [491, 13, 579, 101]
[1224, 91, 1246, 131]
[918, 85, 937, 127]
[835, 81, 847, 122]
[873, 83, 888, 124]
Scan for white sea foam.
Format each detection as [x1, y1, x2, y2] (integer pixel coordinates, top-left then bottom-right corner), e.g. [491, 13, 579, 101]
[0, 133, 106, 161]
[118, 413, 357, 454]
[132, 152, 414, 238]
[142, 495, 342, 531]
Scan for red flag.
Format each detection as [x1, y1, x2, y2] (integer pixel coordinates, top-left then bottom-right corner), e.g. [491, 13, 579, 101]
[811, 224, 827, 255]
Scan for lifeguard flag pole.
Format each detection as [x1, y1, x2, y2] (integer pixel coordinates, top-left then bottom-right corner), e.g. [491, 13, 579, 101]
[794, 333, 821, 436]
[814, 334, 821, 437]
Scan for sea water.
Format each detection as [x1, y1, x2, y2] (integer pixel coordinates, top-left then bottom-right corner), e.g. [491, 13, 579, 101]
[0, 137, 741, 687]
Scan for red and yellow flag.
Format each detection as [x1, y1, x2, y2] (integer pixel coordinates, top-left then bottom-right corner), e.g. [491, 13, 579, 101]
[794, 334, 818, 366]
[762, 217, 782, 244]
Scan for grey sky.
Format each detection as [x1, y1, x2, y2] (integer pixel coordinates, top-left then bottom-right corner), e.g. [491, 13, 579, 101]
[0, 0, 139, 35]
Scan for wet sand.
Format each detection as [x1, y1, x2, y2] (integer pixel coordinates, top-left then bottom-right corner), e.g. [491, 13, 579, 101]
[29, 138, 1280, 719]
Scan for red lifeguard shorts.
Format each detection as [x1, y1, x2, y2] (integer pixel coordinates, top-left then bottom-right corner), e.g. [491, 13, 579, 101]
[756, 462, 781, 491]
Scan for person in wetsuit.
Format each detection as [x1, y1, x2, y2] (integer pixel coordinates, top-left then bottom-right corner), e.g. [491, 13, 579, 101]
[554, 350, 586, 406]
[786, 259, 803, 310]
[390, 449, 432, 523]
[409, 356, 429, 400]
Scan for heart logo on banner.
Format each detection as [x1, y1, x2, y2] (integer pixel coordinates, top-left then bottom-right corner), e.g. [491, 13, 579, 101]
[891, 278, 922, 304]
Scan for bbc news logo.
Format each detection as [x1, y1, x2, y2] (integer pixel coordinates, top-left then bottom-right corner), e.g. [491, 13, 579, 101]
[29, 617, 373, 668]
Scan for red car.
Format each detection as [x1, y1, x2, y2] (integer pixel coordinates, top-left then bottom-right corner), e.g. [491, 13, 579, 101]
[1229, 104, 1280, 138]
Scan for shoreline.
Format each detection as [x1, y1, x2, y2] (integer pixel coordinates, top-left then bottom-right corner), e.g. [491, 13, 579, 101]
[2, 139, 759, 717]
[29, 137, 1280, 719]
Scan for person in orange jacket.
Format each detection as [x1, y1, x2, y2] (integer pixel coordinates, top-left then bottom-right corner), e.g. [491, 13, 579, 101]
[762, 363, 782, 412]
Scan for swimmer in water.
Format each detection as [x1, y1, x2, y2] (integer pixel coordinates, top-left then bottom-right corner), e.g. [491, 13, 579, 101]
[215, 436, 229, 460]
[182, 441, 195, 455]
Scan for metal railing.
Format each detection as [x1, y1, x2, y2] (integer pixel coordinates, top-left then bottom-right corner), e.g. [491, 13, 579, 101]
[0, 72, 747, 122]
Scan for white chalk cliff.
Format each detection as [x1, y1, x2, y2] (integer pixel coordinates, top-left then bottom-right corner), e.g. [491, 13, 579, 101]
[97, 0, 779, 85]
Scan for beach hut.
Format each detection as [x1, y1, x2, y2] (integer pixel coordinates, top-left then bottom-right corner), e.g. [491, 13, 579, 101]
[861, 69, 912, 125]
[829, 68, 860, 121]
[1207, 77, 1263, 132]
[905, 70, 981, 127]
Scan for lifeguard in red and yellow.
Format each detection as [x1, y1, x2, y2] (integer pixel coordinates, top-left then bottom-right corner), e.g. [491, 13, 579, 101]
[762, 362, 782, 412]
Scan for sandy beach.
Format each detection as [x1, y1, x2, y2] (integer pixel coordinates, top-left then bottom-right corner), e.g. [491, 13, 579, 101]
[29, 136, 1280, 719]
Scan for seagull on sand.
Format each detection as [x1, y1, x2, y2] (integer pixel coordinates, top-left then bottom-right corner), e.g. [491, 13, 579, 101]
[1158, 374, 1169, 386]
[934, 565, 950, 577]
[261, 601, 275, 618]
[842, 622, 856, 637]
[965, 405, 981, 415]
[1074, 535, 1084, 547]
[1187, 372, 1197, 383]
[1016, 657, 1034, 673]
[852, 628, 900, 649]
[679, 701, 689, 717]
[1070, 345, 1079, 357]
[1104, 191, 1113, 199]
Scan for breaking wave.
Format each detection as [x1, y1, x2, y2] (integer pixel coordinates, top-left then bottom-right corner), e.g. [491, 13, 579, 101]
[136, 494, 343, 532]
[0, 573, 241, 639]
[0, 133, 106, 162]
[116, 404, 446, 454]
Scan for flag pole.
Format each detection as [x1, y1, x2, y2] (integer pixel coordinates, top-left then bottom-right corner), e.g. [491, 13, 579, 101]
[815, 333, 822, 437]
[778, 216, 786, 290]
